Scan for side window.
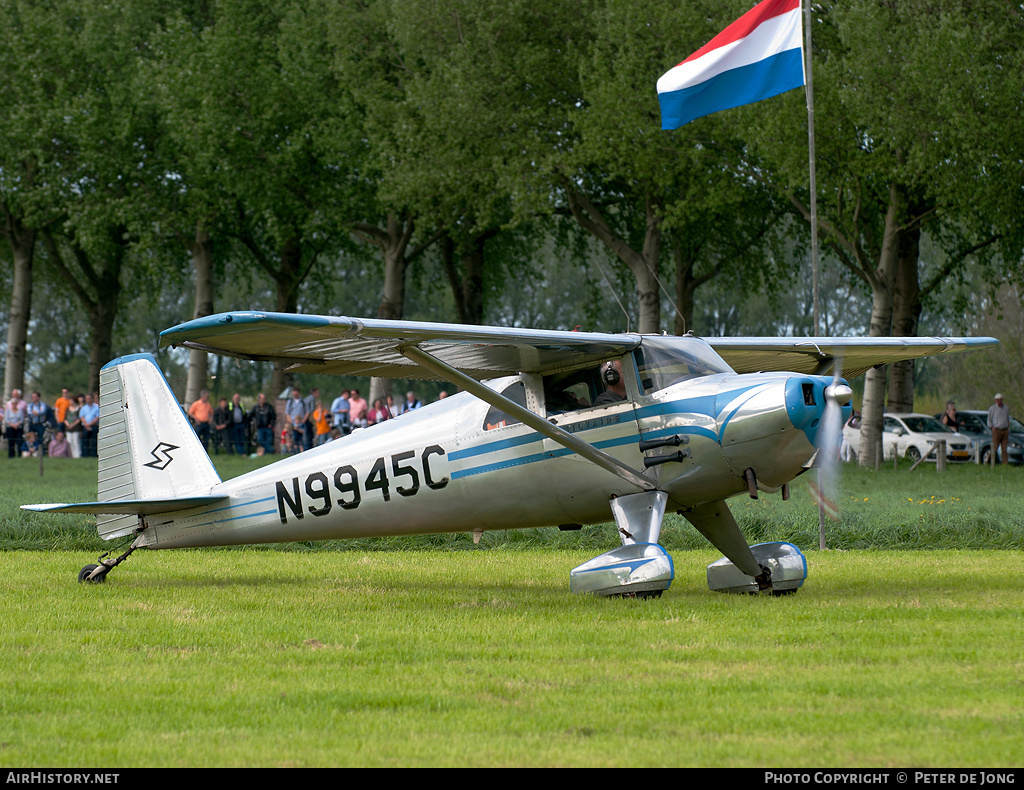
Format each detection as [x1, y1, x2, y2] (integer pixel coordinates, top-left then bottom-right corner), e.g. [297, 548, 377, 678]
[960, 414, 984, 433]
[542, 368, 603, 415]
[483, 382, 527, 431]
[883, 417, 899, 433]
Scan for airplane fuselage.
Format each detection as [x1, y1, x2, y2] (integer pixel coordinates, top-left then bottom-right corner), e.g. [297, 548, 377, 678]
[134, 369, 836, 550]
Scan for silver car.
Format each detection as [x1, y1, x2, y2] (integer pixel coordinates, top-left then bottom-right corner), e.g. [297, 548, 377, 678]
[954, 410, 1024, 465]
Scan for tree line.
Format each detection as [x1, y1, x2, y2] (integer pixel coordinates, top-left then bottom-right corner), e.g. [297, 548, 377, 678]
[2, 0, 1022, 467]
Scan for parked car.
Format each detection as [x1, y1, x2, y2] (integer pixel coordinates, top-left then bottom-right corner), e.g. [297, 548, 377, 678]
[954, 410, 1024, 465]
[881, 413, 974, 463]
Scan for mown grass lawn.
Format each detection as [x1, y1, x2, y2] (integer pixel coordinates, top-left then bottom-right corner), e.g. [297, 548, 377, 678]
[1, 456, 1023, 767]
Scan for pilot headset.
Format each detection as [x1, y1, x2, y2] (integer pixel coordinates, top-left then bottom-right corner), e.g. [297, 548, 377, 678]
[602, 362, 620, 385]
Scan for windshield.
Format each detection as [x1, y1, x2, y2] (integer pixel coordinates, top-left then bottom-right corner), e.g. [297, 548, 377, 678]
[959, 413, 986, 433]
[963, 412, 1024, 432]
[635, 336, 733, 395]
[903, 416, 952, 434]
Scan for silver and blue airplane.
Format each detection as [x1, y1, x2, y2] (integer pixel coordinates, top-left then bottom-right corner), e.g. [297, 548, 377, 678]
[24, 312, 995, 597]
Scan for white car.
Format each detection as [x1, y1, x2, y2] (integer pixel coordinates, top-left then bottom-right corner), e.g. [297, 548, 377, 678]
[882, 413, 974, 463]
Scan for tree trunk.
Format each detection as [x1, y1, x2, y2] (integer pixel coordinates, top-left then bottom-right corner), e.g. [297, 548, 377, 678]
[886, 223, 923, 413]
[439, 228, 495, 326]
[4, 224, 34, 398]
[185, 225, 215, 407]
[363, 213, 414, 408]
[440, 235, 467, 324]
[672, 240, 723, 336]
[89, 285, 119, 394]
[42, 229, 126, 394]
[858, 189, 902, 468]
[565, 187, 662, 334]
[674, 254, 696, 336]
[460, 236, 486, 326]
[269, 237, 304, 399]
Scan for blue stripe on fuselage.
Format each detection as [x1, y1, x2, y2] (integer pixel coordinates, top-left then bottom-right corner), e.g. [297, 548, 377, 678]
[450, 382, 776, 480]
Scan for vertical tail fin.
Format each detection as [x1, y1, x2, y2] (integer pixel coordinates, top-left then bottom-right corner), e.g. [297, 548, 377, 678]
[97, 354, 221, 539]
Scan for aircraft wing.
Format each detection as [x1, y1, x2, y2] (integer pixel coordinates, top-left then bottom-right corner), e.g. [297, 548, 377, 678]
[159, 312, 641, 380]
[707, 336, 998, 378]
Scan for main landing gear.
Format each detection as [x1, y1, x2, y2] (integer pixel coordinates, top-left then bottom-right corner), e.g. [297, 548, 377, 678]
[569, 491, 675, 598]
[78, 544, 138, 583]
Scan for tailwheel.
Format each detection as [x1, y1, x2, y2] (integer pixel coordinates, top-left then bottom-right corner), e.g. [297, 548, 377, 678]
[77, 544, 138, 584]
[78, 564, 108, 584]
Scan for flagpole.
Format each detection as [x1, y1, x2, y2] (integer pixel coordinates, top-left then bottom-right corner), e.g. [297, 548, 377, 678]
[805, 0, 820, 340]
[803, 1, 828, 550]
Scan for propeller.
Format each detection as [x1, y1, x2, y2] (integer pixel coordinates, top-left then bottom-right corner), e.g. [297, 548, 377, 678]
[810, 358, 852, 548]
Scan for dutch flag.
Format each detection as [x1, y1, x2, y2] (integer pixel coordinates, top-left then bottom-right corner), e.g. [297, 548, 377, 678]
[657, 0, 805, 130]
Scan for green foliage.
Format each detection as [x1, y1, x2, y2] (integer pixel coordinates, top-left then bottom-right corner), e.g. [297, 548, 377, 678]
[2, 0, 1023, 402]
[5, 454, 1024, 554]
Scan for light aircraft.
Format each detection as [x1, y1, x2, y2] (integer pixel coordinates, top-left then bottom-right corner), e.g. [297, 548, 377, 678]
[24, 312, 995, 597]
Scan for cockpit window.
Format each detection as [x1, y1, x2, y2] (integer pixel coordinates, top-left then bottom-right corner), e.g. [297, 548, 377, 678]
[635, 337, 733, 395]
[542, 367, 602, 415]
[483, 381, 527, 430]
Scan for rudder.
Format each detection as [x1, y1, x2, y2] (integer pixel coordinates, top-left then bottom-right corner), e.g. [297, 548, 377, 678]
[97, 354, 221, 539]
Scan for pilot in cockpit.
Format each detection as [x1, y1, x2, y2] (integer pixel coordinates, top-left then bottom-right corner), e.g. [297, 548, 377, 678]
[594, 360, 627, 406]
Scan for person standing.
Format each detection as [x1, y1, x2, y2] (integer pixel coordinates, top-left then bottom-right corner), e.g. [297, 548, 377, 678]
[988, 393, 1010, 466]
[188, 390, 214, 452]
[212, 397, 231, 455]
[26, 392, 48, 453]
[399, 390, 423, 415]
[4, 389, 26, 458]
[54, 388, 72, 434]
[302, 388, 318, 452]
[312, 400, 332, 446]
[330, 390, 351, 435]
[228, 393, 250, 455]
[65, 394, 84, 458]
[249, 393, 277, 454]
[939, 400, 960, 431]
[285, 387, 308, 453]
[367, 398, 391, 425]
[80, 393, 100, 457]
[348, 388, 368, 429]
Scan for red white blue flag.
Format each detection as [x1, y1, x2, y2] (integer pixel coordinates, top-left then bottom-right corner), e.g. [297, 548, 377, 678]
[657, 0, 805, 130]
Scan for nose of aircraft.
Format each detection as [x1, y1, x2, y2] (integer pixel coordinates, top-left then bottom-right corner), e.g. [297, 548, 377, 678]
[784, 376, 853, 446]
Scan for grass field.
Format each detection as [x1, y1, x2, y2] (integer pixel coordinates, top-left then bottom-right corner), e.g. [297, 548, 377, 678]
[2, 456, 1023, 767]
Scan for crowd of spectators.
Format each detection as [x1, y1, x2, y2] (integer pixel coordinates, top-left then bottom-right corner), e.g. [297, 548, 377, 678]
[3, 387, 99, 458]
[3, 382, 448, 460]
[269, 386, 445, 456]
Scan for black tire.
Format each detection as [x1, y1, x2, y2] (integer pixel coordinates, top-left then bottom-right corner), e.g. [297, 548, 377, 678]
[78, 564, 107, 583]
[906, 446, 922, 462]
[981, 447, 992, 465]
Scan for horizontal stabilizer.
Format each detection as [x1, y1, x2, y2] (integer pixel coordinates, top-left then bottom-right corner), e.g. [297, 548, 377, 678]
[22, 497, 228, 516]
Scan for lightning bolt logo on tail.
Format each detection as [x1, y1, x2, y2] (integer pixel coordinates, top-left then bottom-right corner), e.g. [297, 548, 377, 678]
[144, 442, 179, 470]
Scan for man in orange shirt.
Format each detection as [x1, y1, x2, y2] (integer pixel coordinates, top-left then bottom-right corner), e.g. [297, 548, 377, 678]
[54, 388, 72, 433]
[312, 400, 332, 446]
[188, 390, 214, 451]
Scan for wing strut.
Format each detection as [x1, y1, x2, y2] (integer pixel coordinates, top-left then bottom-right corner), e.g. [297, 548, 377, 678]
[399, 344, 658, 492]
